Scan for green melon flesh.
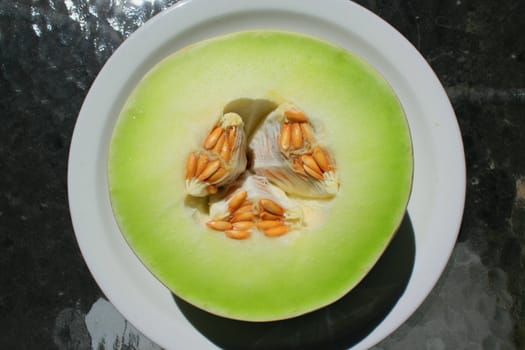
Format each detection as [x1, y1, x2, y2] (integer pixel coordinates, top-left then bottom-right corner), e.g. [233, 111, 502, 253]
[108, 31, 413, 321]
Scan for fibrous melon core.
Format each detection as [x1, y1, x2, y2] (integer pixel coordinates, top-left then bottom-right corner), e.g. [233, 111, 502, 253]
[185, 100, 339, 239]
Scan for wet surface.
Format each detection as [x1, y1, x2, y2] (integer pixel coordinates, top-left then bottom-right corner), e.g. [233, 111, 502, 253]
[1, 0, 524, 349]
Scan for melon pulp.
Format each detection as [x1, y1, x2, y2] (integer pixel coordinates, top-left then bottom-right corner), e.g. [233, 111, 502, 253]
[108, 31, 413, 321]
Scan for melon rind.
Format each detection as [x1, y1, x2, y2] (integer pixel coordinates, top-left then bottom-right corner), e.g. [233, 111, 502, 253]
[108, 31, 413, 321]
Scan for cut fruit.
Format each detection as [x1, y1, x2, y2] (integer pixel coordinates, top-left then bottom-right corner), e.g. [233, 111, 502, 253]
[108, 31, 413, 322]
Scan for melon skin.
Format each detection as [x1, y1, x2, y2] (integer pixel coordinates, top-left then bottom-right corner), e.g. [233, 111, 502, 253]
[108, 31, 413, 321]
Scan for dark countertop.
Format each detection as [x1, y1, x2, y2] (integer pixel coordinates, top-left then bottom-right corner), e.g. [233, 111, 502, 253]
[1, 0, 524, 349]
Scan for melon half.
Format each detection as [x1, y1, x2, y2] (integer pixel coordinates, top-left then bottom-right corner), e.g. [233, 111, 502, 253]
[108, 31, 413, 321]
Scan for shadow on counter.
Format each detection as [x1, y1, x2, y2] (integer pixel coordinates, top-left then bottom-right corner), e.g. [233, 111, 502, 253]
[172, 213, 415, 350]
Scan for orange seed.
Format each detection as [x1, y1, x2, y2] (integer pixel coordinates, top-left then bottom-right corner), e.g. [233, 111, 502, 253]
[284, 109, 308, 123]
[207, 185, 218, 195]
[232, 221, 254, 231]
[292, 159, 307, 176]
[300, 123, 314, 143]
[257, 220, 284, 230]
[303, 164, 324, 180]
[220, 141, 232, 162]
[264, 225, 290, 237]
[301, 154, 323, 175]
[204, 127, 224, 149]
[313, 147, 330, 172]
[206, 220, 232, 231]
[228, 190, 247, 212]
[225, 230, 251, 240]
[279, 123, 291, 151]
[232, 203, 253, 215]
[259, 199, 285, 216]
[291, 123, 303, 149]
[228, 127, 237, 148]
[212, 133, 226, 154]
[207, 167, 227, 184]
[198, 159, 220, 181]
[231, 212, 255, 223]
[185, 152, 197, 179]
[195, 154, 209, 177]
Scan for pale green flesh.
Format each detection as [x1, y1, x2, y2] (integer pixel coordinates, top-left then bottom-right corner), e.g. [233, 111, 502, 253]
[108, 31, 413, 321]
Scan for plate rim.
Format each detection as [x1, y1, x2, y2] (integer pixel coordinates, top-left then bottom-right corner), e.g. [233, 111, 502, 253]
[68, 0, 466, 349]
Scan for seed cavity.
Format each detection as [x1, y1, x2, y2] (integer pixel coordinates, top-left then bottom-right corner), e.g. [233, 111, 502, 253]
[249, 103, 339, 198]
[185, 112, 247, 197]
[187, 102, 338, 239]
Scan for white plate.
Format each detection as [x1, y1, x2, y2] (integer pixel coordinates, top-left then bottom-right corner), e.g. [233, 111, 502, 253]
[68, 0, 466, 349]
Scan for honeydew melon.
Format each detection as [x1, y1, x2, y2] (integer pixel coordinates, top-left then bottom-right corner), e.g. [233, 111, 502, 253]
[108, 31, 413, 321]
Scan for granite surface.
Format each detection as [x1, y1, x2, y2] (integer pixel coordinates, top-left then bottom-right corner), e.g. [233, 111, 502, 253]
[1, 0, 524, 349]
